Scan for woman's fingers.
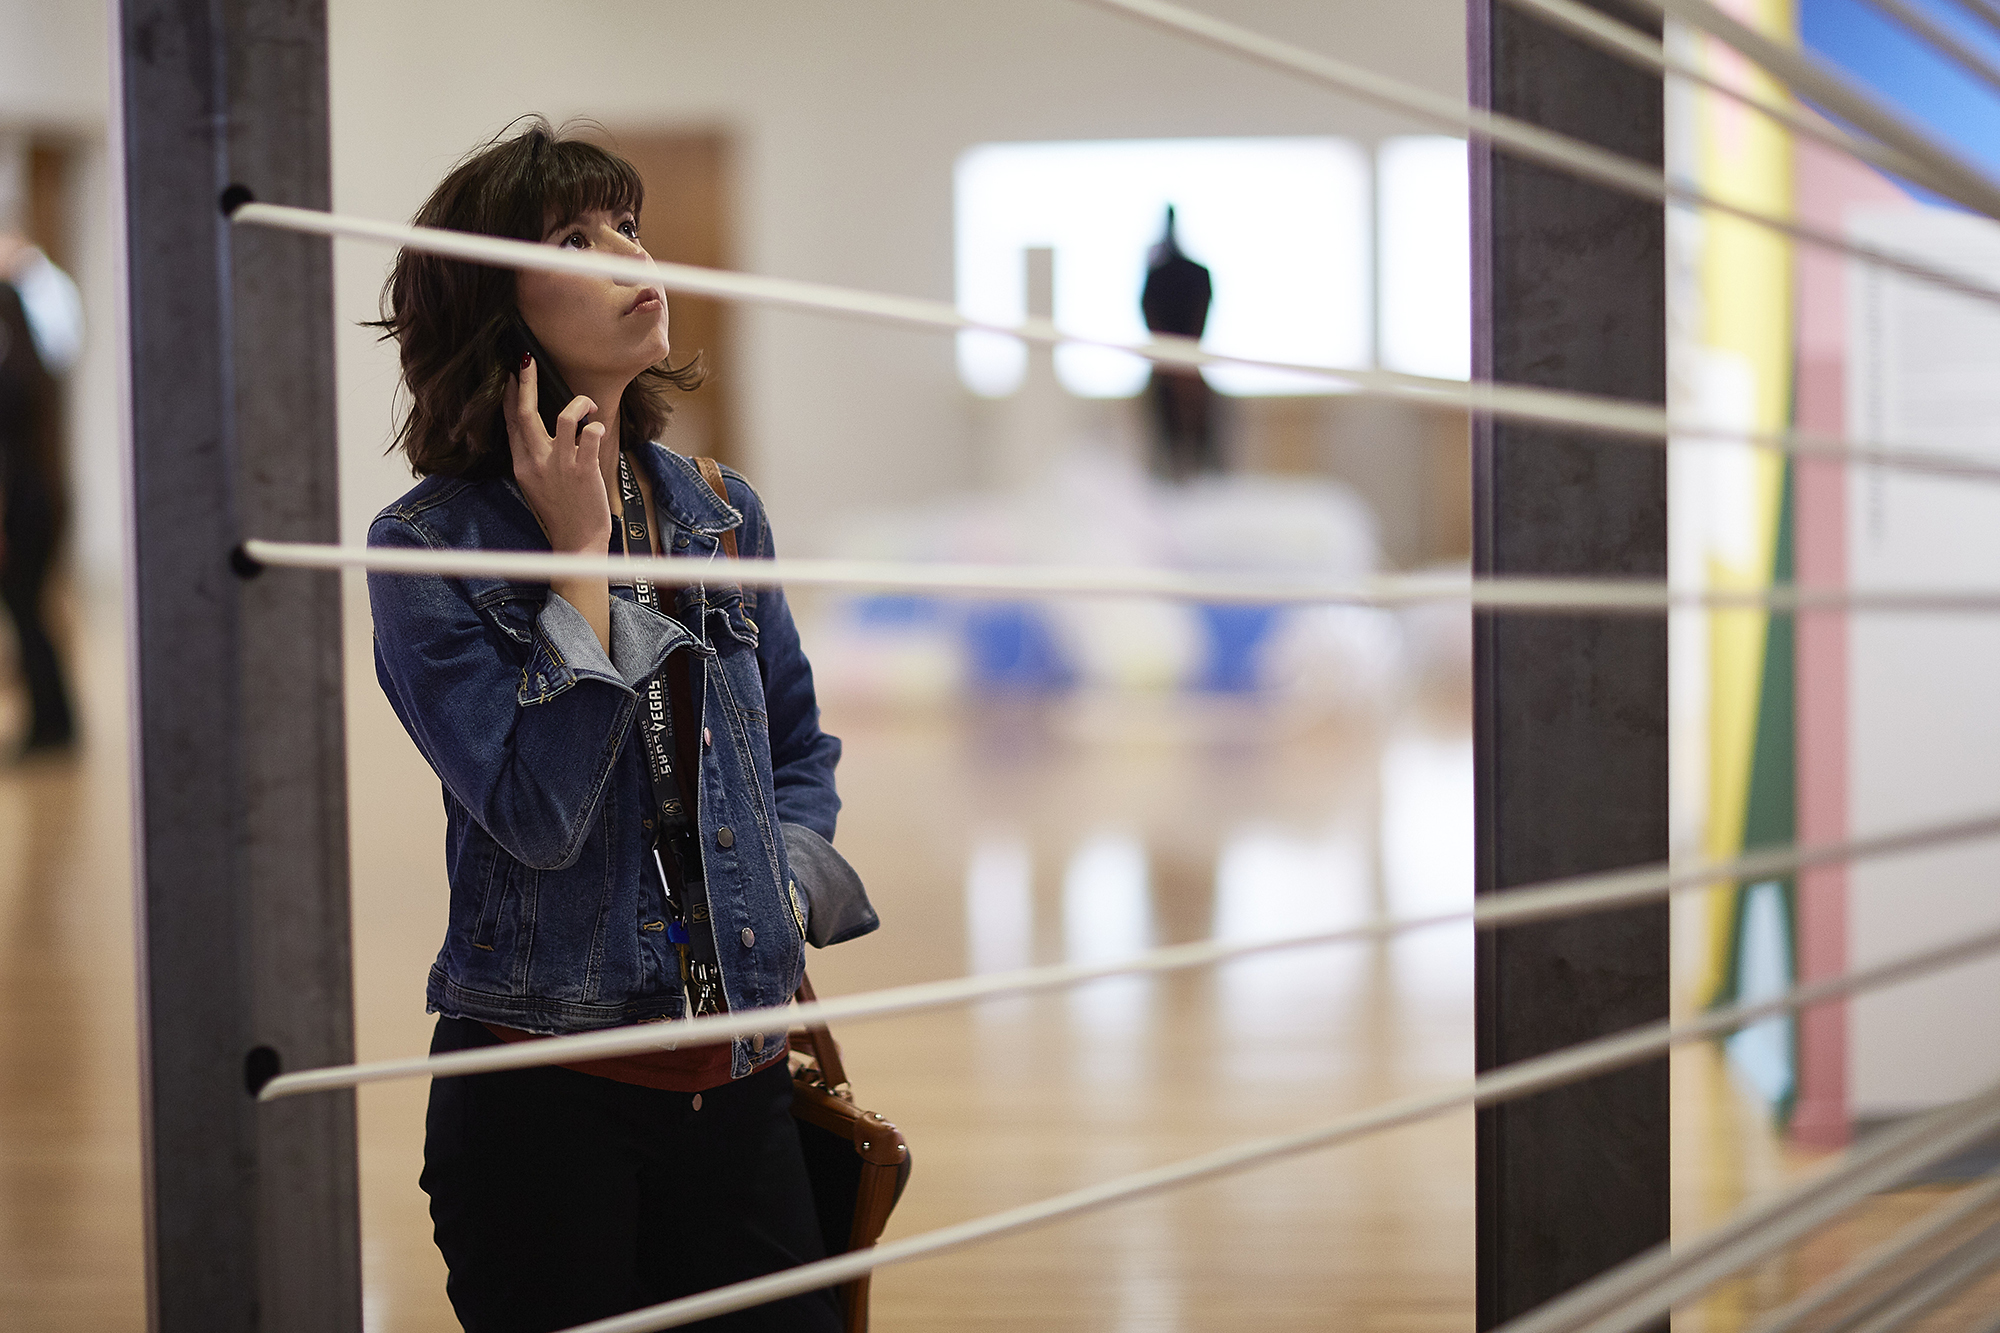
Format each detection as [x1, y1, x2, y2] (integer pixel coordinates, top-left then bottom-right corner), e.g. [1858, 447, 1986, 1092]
[504, 354, 543, 469]
[577, 420, 608, 474]
[553, 394, 597, 451]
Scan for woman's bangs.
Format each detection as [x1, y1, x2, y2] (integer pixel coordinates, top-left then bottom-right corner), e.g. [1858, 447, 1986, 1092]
[537, 142, 645, 234]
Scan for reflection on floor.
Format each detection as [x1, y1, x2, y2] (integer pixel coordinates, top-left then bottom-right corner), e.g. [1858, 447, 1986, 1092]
[0, 580, 1991, 1330]
[345, 576, 1481, 1331]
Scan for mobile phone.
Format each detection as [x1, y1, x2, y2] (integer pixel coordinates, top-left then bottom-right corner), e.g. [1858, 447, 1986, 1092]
[498, 314, 584, 439]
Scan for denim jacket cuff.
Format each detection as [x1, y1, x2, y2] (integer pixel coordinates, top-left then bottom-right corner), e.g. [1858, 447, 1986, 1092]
[781, 822, 880, 947]
[608, 597, 682, 688]
[519, 593, 626, 705]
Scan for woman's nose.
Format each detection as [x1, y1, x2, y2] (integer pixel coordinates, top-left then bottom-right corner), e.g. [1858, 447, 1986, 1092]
[607, 232, 650, 279]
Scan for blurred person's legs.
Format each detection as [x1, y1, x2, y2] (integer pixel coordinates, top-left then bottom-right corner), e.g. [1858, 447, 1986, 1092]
[1148, 369, 1219, 480]
[1, 469, 73, 754]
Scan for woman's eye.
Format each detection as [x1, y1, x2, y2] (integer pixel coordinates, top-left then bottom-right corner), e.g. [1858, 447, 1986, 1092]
[619, 219, 640, 240]
[560, 231, 587, 249]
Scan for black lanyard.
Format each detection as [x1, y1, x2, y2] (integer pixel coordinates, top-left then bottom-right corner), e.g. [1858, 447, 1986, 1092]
[617, 449, 724, 1017]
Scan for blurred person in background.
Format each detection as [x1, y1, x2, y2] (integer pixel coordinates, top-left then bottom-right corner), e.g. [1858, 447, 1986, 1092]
[1141, 205, 1217, 481]
[0, 234, 78, 755]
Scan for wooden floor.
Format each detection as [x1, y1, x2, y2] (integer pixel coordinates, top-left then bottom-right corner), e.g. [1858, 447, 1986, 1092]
[1, 579, 1995, 1330]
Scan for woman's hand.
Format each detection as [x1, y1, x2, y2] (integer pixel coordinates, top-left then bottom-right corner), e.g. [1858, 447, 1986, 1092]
[505, 355, 611, 555]
[506, 354, 613, 651]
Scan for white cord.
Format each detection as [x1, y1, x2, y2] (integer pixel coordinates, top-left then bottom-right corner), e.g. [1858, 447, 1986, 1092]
[1747, 1173, 2000, 1333]
[1744, 1176, 2000, 1328]
[550, 924, 2000, 1333]
[1071, 0, 2000, 302]
[1499, 1088, 2000, 1333]
[255, 808, 2000, 1101]
[1633, 0, 2000, 217]
[1500, 0, 1956, 199]
[241, 540, 2000, 615]
[229, 201, 2000, 481]
[1859, 0, 2000, 102]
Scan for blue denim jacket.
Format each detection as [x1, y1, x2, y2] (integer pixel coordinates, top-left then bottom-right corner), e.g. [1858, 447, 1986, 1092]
[368, 445, 844, 1078]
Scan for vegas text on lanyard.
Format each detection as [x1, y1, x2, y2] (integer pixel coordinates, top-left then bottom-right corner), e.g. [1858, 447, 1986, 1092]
[617, 448, 724, 1017]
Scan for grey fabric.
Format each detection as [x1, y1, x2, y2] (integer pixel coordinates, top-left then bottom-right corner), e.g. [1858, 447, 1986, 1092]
[782, 822, 879, 947]
[534, 592, 621, 684]
[605, 595, 689, 687]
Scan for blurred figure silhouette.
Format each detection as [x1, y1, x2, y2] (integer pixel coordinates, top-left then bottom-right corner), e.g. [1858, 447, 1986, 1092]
[0, 234, 79, 755]
[1141, 205, 1217, 481]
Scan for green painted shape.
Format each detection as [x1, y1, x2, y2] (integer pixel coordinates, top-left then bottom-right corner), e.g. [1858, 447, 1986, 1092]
[1712, 457, 1800, 1124]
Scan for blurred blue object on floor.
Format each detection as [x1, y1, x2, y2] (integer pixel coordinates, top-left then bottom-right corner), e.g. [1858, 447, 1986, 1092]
[965, 602, 1073, 694]
[1193, 603, 1283, 693]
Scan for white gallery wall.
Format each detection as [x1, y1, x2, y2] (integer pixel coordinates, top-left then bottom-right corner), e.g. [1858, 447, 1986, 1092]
[0, 0, 1465, 573]
[325, 0, 1465, 548]
[1845, 205, 2000, 1118]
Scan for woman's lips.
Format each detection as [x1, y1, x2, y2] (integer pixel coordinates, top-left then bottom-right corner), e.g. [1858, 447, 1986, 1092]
[627, 290, 663, 314]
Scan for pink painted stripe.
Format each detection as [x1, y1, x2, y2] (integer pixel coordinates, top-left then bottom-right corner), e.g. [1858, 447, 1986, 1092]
[1789, 138, 1909, 1147]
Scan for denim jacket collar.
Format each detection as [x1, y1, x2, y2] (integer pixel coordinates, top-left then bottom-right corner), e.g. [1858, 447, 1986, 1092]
[638, 445, 744, 538]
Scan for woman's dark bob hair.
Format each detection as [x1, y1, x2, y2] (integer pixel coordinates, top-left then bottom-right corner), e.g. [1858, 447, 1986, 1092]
[372, 116, 703, 478]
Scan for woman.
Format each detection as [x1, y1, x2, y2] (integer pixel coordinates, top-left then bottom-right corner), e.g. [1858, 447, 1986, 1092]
[367, 118, 872, 1333]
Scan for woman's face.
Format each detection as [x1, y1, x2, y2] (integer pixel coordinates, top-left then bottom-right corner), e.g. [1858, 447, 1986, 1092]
[516, 207, 669, 391]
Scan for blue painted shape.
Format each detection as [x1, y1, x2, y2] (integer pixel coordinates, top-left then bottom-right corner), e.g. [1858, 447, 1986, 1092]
[1194, 603, 1284, 694]
[963, 602, 1073, 694]
[1724, 880, 1797, 1112]
[1801, 0, 2000, 197]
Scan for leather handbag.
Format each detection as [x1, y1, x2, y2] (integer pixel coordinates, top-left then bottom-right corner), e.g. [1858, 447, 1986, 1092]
[789, 973, 911, 1333]
[687, 457, 907, 1327]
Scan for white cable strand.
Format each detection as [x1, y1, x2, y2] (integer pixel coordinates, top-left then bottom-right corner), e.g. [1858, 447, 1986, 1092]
[1860, 0, 2000, 101]
[1830, 1220, 2000, 1333]
[1069, 0, 2000, 297]
[1846, 1226, 2000, 1333]
[1962, 0, 2000, 41]
[1496, 1087, 2000, 1333]
[1500, 0, 1959, 197]
[1748, 1171, 2000, 1333]
[255, 808, 2000, 1100]
[242, 539, 2000, 615]
[1629, 0, 2000, 215]
[227, 202, 2000, 481]
[548, 923, 2000, 1333]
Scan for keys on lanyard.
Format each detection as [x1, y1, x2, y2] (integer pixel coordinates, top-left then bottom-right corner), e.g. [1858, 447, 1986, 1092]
[619, 450, 724, 1018]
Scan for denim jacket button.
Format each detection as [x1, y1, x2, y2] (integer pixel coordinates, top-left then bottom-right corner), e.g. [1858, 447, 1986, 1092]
[739, 927, 755, 948]
[716, 827, 734, 849]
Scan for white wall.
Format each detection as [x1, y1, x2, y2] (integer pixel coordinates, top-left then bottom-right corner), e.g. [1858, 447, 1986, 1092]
[0, 2, 1466, 571]
[0, 0, 104, 131]
[327, 0, 1464, 549]
[1846, 206, 2000, 1117]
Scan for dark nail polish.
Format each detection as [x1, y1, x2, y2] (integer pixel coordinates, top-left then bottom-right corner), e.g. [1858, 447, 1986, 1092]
[520, 352, 532, 370]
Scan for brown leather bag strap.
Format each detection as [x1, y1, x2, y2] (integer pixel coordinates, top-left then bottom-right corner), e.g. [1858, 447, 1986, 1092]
[693, 456, 739, 561]
[794, 972, 851, 1092]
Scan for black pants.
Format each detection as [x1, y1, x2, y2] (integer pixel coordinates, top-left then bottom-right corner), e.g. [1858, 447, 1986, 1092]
[1147, 370, 1219, 481]
[423, 1017, 844, 1333]
[1, 469, 72, 750]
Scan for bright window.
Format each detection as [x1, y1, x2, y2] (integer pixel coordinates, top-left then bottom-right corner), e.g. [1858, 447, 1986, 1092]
[953, 137, 1374, 398]
[1376, 135, 1472, 381]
